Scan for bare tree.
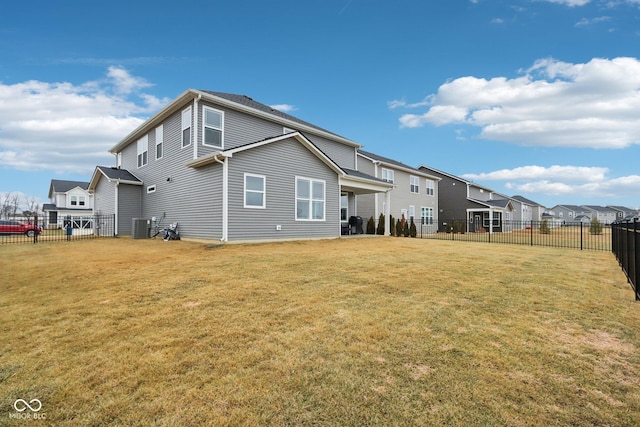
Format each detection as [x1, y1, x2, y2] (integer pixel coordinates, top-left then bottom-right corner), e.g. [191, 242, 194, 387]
[1, 192, 20, 219]
[22, 195, 41, 224]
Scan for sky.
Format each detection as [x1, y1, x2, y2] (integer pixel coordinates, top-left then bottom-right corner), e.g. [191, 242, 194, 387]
[1, 0, 639, 211]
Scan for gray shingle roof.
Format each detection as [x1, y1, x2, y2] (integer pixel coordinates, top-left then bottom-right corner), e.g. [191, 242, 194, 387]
[50, 179, 89, 192]
[96, 166, 142, 182]
[511, 195, 542, 206]
[201, 91, 347, 140]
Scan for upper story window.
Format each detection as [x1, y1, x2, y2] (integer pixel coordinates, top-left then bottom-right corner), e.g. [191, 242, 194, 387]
[182, 107, 191, 148]
[296, 177, 325, 221]
[244, 173, 266, 208]
[137, 135, 148, 168]
[426, 180, 435, 196]
[410, 176, 419, 193]
[70, 195, 86, 206]
[155, 125, 163, 160]
[381, 168, 394, 183]
[203, 106, 223, 148]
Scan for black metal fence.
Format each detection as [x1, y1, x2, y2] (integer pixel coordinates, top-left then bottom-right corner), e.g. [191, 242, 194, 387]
[365, 218, 612, 252]
[0, 214, 115, 245]
[611, 219, 639, 301]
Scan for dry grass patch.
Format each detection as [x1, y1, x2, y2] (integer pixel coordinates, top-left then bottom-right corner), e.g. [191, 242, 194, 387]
[1, 237, 639, 426]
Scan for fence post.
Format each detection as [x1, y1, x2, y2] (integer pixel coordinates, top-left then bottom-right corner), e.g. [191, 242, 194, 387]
[33, 214, 38, 244]
[634, 219, 639, 301]
[580, 222, 583, 251]
[530, 220, 533, 246]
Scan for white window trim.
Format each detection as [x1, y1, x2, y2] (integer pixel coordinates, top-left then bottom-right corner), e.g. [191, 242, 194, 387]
[182, 107, 192, 148]
[295, 176, 326, 221]
[340, 193, 348, 222]
[70, 195, 78, 206]
[147, 185, 156, 194]
[283, 127, 296, 134]
[137, 135, 148, 168]
[155, 125, 163, 160]
[381, 168, 394, 183]
[410, 175, 419, 194]
[426, 180, 435, 196]
[244, 173, 266, 209]
[421, 206, 434, 225]
[409, 205, 416, 220]
[202, 106, 224, 148]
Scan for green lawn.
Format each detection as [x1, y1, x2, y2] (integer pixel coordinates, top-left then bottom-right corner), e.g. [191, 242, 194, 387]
[1, 237, 638, 426]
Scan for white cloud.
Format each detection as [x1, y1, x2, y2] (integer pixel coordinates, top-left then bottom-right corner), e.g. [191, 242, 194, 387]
[543, 0, 591, 6]
[575, 16, 612, 27]
[0, 67, 169, 174]
[392, 57, 640, 149]
[461, 165, 640, 199]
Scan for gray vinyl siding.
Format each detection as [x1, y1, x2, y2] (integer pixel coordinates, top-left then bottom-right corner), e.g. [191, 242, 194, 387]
[354, 157, 376, 219]
[94, 177, 115, 216]
[117, 184, 142, 235]
[194, 100, 357, 169]
[227, 137, 340, 241]
[468, 185, 490, 200]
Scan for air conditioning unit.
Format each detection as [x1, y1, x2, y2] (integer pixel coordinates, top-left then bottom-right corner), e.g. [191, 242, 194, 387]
[132, 218, 151, 239]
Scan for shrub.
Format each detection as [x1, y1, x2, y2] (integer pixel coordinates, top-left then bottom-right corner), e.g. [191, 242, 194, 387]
[366, 216, 375, 234]
[409, 218, 417, 238]
[396, 219, 402, 237]
[589, 218, 603, 235]
[390, 215, 396, 237]
[377, 214, 385, 235]
[403, 220, 410, 237]
[540, 219, 550, 234]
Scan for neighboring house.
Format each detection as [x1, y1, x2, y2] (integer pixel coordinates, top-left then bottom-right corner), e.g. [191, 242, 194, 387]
[355, 150, 440, 232]
[418, 165, 515, 233]
[43, 179, 94, 229]
[88, 90, 393, 241]
[607, 205, 639, 221]
[511, 195, 546, 222]
[547, 205, 592, 224]
[581, 205, 617, 224]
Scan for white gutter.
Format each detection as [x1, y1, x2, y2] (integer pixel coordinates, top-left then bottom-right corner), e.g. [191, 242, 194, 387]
[212, 155, 228, 242]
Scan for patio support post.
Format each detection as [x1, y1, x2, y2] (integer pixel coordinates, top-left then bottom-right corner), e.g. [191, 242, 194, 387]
[384, 190, 391, 236]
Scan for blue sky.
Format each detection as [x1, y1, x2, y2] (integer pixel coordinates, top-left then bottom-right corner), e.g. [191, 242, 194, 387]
[1, 0, 639, 211]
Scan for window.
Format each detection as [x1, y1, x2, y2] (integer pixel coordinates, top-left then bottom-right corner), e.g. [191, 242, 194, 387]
[147, 185, 156, 194]
[410, 176, 419, 193]
[137, 135, 148, 168]
[203, 106, 223, 148]
[155, 125, 163, 160]
[70, 196, 86, 206]
[421, 207, 434, 225]
[340, 193, 348, 221]
[182, 107, 191, 148]
[426, 180, 434, 196]
[244, 174, 265, 208]
[409, 205, 415, 221]
[381, 168, 394, 183]
[296, 177, 325, 221]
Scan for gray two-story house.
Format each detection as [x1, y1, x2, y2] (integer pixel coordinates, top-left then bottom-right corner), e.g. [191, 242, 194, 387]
[355, 150, 440, 232]
[88, 90, 393, 241]
[418, 165, 515, 233]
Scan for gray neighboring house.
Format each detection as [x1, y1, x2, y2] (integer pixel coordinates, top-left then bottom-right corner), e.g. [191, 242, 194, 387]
[547, 205, 592, 224]
[418, 165, 514, 233]
[511, 195, 546, 222]
[581, 205, 617, 224]
[607, 205, 639, 221]
[43, 179, 94, 229]
[356, 150, 440, 232]
[89, 89, 393, 241]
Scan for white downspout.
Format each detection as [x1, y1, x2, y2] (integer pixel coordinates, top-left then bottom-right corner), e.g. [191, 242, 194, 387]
[114, 181, 119, 235]
[212, 154, 228, 242]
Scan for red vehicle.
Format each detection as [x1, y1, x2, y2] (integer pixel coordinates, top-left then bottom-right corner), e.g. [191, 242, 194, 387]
[0, 220, 42, 237]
